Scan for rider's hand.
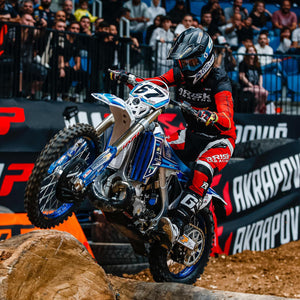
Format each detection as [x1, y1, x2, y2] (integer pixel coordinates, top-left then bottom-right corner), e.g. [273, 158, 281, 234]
[109, 69, 137, 85]
[109, 70, 130, 83]
[197, 110, 218, 126]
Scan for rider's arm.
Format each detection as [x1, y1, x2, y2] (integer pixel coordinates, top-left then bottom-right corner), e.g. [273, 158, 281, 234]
[213, 90, 234, 132]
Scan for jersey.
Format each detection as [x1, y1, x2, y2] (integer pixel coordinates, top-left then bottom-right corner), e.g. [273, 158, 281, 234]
[147, 66, 236, 141]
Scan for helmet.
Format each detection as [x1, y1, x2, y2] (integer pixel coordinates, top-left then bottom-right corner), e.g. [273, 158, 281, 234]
[167, 28, 214, 83]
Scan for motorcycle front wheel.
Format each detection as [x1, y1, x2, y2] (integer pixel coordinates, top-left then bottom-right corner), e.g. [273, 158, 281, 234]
[24, 123, 102, 229]
[149, 207, 214, 284]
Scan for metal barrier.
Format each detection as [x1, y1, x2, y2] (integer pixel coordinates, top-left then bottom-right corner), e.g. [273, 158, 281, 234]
[0, 22, 299, 115]
[0, 22, 153, 102]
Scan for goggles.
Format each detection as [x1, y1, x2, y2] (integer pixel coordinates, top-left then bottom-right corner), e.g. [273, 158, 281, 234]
[177, 37, 213, 71]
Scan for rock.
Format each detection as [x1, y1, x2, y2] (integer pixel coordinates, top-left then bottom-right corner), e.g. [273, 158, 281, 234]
[0, 230, 116, 300]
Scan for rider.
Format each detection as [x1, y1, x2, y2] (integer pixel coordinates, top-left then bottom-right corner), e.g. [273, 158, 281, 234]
[110, 28, 236, 249]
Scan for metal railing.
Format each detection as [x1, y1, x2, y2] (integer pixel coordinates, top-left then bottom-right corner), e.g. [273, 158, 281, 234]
[0, 22, 300, 115]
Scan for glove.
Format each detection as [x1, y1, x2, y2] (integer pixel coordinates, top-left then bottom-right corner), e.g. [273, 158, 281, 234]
[197, 110, 218, 126]
[109, 70, 129, 83]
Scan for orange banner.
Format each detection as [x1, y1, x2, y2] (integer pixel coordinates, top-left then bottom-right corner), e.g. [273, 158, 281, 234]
[0, 213, 94, 258]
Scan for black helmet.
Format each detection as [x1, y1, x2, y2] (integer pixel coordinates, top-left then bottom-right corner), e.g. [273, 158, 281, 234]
[167, 28, 214, 83]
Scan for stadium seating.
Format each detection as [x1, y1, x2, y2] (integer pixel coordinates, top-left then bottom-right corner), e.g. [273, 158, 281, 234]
[263, 73, 282, 101]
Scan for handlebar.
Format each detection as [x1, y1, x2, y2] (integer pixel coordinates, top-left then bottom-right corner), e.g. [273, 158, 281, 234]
[170, 99, 199, 119]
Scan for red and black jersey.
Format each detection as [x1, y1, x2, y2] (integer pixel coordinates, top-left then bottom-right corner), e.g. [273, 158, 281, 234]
[139, 66, 236, 141]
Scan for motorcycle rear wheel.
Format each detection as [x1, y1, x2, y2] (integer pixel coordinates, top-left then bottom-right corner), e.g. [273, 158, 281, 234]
[149, 207, 214, 284]
[24, 123, 102, 229]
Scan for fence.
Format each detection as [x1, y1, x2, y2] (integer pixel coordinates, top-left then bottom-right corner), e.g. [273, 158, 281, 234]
[0, 22, 300, 115]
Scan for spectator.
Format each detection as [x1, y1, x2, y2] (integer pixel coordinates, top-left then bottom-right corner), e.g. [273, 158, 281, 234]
[199, 11, 217, 35]
[239, 45, 268, 113]
[34, 0, 55, 28]
[102, 0, 123, 25]
[58, 21, 87, 101]
[94, 17, 105, 32]
[250, 0, 272, 34]
[20, 0, 34, 17]
[224, 0, 248, 23]
[62, 0, 76, 26]
[236, 37, 253, 64]
[255, 32, 284, 76]
[0, 0, 20, 22]
[168, 0, 187, 28]
[54, 10, 66, 23]
[290, 20, 300, 54]
[40, 20, 66, 100]
[272, 0, 297, 36]
[201, 0, 225, 27]
[219, 13, 243, 50]
[123, 0, 150, 43]
[94, 20, 117, 91]
[149, 15, 174, 75]
[276, 26, 292, 54]
[214, 35, 239, 100]
[145, 14, 162, 45]
[147, 0, 166, 27]
[237, 15, 254, 44]
[109, 23, 120, 68]
[192, 16, 200, 28]
[74, 0, 97, 23]
[174, 13, 193, 37]
[214, 35, 237, 72]
[79, 15, 92, 35]
[6, 13, 47, 99]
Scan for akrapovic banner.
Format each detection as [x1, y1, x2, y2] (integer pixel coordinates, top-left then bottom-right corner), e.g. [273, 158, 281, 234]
[0, 99, 299, 254]
[211, 140, 300, 254]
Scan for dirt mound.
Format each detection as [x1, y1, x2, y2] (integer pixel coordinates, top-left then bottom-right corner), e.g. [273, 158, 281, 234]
[122, 240, 300, 299]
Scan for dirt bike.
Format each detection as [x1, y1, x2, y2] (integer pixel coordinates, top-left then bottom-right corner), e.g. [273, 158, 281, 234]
[24, 71, 226, 284]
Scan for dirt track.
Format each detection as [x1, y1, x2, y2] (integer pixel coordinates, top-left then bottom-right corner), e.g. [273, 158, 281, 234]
[120, 240, 300, 299]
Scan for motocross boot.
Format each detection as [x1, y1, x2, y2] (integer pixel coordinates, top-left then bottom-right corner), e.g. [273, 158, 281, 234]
[158, 164, 212, 250]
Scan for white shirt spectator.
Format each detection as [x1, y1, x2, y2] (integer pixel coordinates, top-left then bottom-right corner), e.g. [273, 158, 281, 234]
[276, 38, 292, 53]
[291, 27, 300, 46]
[150, 26, 174, 74]
[123, 0, 149, 32]
[147, 0, 166, 26]
[254, 43, 273, 66]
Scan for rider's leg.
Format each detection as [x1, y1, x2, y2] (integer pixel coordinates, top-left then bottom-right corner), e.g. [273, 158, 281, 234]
[159, 138, 235, 249]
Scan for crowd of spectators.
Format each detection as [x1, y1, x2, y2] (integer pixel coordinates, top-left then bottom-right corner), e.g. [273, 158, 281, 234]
[0, 0, 299, 107]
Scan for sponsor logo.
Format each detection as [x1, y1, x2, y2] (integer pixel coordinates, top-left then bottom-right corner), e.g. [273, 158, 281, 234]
[235, 123, 288, 144]
[232, 153, 300, 213]
[206, 153, 230, 163]
[122, 132, 140, 150]
[177, 88, 212, 103]
[191, 54, 214, 84]
[0, 107, 25, 135]
[0, 163, 34, 196]
[232, 206, 299, 254]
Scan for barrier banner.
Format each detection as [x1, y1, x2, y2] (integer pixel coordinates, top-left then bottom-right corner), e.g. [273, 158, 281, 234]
[212, 140, 300, 254]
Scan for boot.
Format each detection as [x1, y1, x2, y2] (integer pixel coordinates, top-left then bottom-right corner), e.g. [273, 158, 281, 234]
[157, 217, 180, 250]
